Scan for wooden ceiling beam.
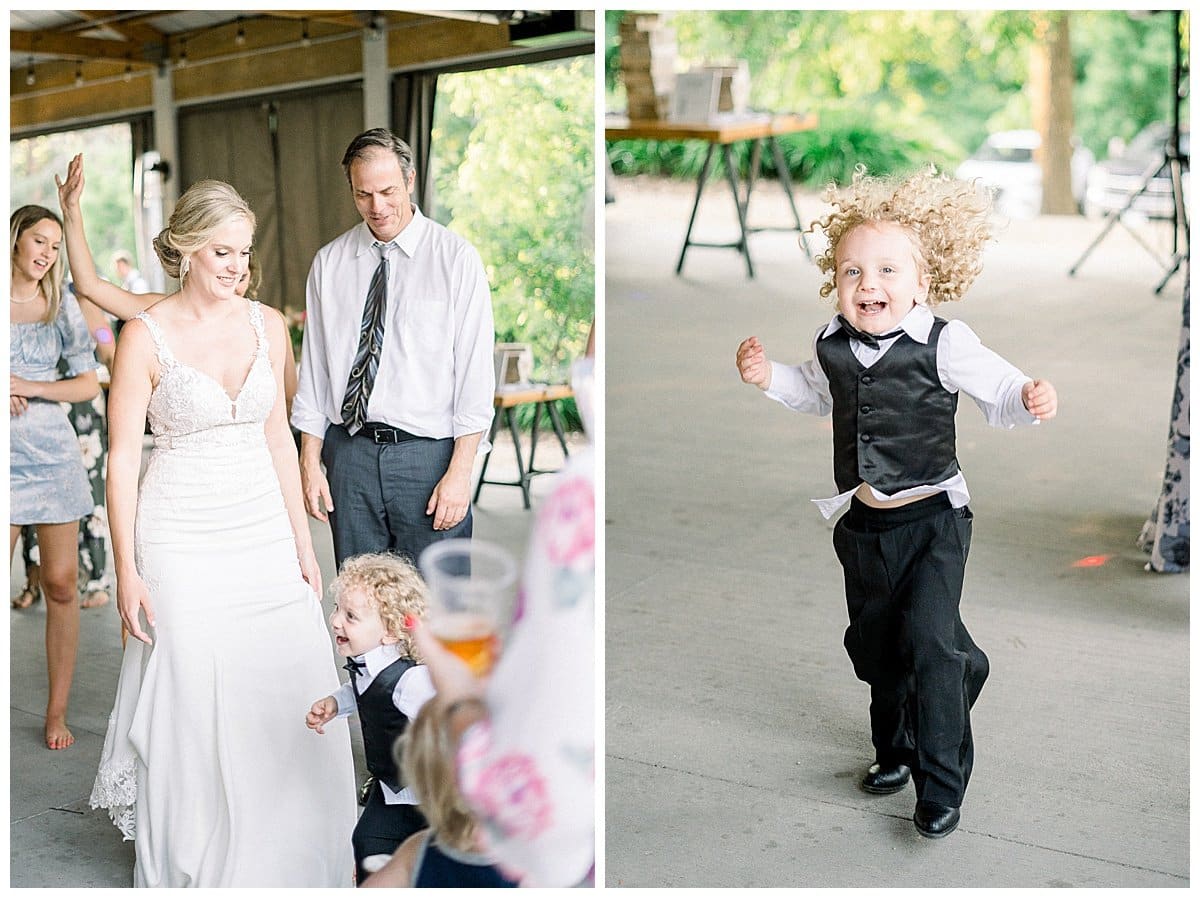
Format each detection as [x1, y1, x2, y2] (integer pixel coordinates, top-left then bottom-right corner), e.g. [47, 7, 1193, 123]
[73, 11, 168, 30]
[11, 29, 158, 65]
[251, 11, 373, 30]
[73, 10, 166, 45]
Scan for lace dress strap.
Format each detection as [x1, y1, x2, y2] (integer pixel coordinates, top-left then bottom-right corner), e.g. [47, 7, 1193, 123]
[134, 311, 176, 370]
[247, 301, 269, 362]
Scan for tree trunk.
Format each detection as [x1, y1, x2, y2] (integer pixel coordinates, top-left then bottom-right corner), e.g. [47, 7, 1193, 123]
[1031, 12, 1078, 215]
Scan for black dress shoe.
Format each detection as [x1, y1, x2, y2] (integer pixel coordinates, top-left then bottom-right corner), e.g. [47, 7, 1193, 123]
[860, 762, 911, 795]
[914, 800, 960, 838]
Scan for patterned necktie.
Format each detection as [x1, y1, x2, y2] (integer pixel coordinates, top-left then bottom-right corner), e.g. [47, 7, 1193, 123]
[836, 314, 904, 350]
[341, 241, 391, 435]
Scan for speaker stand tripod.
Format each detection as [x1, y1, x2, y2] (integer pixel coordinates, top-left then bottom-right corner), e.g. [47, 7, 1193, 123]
[1067, 147, 1188, 295]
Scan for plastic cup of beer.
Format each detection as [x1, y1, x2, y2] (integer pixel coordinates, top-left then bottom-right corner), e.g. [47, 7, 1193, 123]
[418, 538, 518, 676]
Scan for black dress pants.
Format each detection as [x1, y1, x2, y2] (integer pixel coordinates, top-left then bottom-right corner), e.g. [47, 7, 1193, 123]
[832, 493, 989, 808]
[352, 781, 427, 885]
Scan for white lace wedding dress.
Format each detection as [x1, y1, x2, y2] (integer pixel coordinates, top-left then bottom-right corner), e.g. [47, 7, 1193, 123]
[90, 301, 357, 887]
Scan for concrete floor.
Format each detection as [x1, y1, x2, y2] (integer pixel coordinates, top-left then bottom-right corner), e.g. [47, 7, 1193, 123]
[9, 427, 583, 887]
[604, 176, 1188, 887]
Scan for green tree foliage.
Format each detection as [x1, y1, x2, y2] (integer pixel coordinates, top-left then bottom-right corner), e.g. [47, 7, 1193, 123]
[11, 124, 137, 284]
[432, 57, 594, 390]
[606, 10, 1185, 182]
[1072, 12, 1180, 154]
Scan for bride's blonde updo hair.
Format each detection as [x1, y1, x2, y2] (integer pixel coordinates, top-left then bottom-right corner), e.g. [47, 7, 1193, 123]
[814, 166, 994, 305]
[153, 180, 255, 282]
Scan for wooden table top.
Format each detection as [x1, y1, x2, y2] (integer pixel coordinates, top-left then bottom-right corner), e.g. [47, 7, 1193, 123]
[605, 112, 818, 144]
[494, 383, 573, 408]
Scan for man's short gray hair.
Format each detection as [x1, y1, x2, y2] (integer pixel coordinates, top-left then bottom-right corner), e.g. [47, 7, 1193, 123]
[341, 128, 415, 184]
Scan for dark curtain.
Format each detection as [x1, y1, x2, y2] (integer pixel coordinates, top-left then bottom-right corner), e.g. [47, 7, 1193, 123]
[273, 86, 364, 310]
[392, 72, 438, 209]
[128, 114, 152, 158]
[179, 102, 280, 304]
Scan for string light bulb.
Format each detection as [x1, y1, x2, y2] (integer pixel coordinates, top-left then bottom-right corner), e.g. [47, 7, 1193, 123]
[301, 19, 311, 48]
[25, 56, 35, 87]
[74, 60, 83, 87]
[235, 17, 246, 46]
[178, 37, 188, 67]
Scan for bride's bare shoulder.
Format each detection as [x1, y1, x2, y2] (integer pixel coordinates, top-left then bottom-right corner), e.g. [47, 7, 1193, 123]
[134, 292, 181, 324]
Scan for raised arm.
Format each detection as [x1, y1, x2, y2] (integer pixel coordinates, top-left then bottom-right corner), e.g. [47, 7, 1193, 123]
[56, 153, 164, 320]
[738, 330, 834, 416]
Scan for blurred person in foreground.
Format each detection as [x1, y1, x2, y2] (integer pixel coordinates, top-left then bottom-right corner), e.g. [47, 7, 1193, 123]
[361, 699, 519, 887]
[397, 326, 595, 887]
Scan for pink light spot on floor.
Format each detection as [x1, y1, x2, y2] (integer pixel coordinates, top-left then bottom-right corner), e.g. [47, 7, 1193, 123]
[1072, 554, 1112, 568]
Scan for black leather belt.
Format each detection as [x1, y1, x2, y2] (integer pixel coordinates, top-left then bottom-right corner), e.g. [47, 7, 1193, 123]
[355, 422, 426, 444]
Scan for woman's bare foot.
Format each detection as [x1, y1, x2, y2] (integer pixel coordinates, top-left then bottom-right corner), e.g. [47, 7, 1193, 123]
[45, 716, 74, 750]
[81, 589, 110, 609]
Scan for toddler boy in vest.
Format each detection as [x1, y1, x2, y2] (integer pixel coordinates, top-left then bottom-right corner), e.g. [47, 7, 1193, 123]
[306, 552, 435, 881]
[736, 168, 1057, 838]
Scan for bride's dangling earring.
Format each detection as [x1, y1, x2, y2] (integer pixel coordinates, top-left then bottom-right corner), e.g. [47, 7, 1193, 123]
[180, 256, 190, 284]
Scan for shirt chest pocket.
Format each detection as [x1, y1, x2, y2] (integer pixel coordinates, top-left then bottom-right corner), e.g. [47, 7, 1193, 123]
[399, 292, 452, 354]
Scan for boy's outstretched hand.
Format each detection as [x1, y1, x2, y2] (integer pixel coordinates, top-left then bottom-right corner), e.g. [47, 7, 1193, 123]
[736, 336, 772, 391]
[306, 696, 338, 734]
[1022, 379, 1058, 420]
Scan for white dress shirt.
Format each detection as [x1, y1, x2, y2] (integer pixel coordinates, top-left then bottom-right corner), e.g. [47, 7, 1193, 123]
[764, 304, 1038, 518]
[331, 643, 435, 805]
[292, 207, 496, 443]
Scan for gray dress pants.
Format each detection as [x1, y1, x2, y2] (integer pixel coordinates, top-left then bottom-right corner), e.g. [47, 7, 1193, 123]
[322, 424, 472, 570]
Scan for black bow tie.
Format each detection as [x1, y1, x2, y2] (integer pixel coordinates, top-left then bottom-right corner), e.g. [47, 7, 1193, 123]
[343, 657, 367, 678]
[836, 315, 904, 349]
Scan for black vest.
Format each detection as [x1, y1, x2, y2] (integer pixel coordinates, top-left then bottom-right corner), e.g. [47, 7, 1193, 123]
[352, 656, 417, 792]
[815, 318, 959, 494]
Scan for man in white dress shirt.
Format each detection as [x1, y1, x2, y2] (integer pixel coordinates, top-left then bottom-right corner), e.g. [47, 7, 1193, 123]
[112, 249, 149, 294]
[292, 128, 495, 568]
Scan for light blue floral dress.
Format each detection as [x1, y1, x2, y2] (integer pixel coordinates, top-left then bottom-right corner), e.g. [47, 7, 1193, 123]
[10, 294, 98, 525]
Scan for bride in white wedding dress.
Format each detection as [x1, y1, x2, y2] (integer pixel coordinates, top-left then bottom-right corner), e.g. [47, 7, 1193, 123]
[89, 180, 356, 886]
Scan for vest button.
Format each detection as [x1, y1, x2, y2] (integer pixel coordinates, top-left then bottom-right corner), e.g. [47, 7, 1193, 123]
[860, 404, 871, 414]
[861, 374, 873, 385]
[860, 433, 872, 443]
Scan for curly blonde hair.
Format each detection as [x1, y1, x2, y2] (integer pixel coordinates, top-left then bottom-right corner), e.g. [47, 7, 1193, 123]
[397, 700, 479, 852]
[331, 553, 427, 661]
[814, 166, 994, 305]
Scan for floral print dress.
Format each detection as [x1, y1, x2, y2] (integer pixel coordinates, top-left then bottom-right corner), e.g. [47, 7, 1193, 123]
[21, 371, 112, 597]
[1138, 277, 1189, 572]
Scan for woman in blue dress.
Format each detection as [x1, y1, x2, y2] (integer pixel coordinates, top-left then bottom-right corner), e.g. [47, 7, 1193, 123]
[10, 204, 101, 750]
[14, 288, 115, 612]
